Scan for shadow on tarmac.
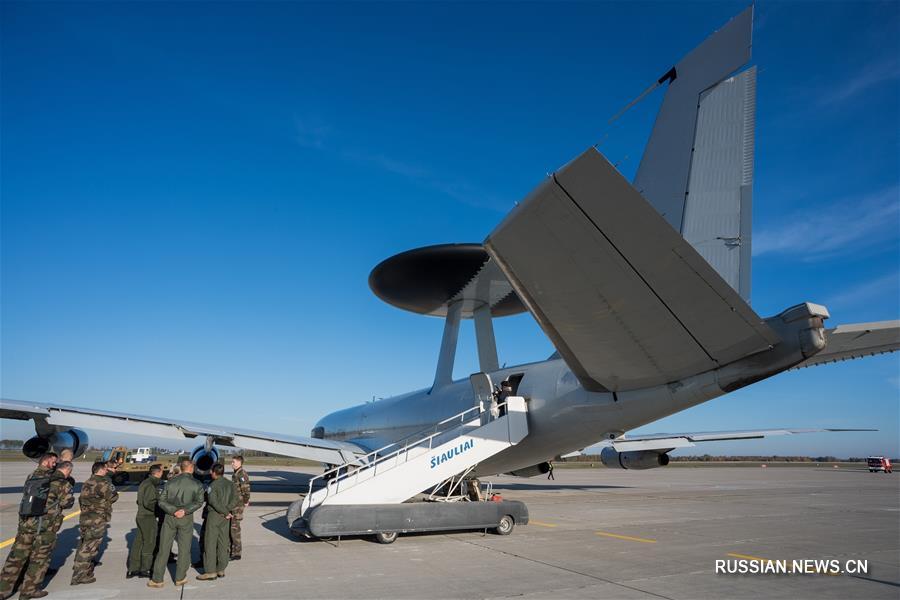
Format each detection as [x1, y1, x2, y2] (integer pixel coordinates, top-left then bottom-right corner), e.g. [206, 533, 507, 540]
[491, 483, 629, 491]
[44, 525, 81, 585]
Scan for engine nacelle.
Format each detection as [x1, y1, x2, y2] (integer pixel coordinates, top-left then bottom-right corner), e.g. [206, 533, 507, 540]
[23, 429, 90, 460]
[600, 447, 669, 470]
[190, 445, 219, 475]
[507, 462, 551, 478]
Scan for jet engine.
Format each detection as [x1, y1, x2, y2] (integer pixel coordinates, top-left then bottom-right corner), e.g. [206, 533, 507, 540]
[23, 429, 89, 460]
[507, 462, 551, 477]
[190, 445, 219, 475]
[600, 447, 669, 470]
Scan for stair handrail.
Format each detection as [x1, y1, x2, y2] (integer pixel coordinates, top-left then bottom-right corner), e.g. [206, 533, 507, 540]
[304, 400, 508, 508]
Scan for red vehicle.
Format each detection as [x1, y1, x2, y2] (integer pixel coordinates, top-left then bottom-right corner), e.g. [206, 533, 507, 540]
[866, 456, 893, 473]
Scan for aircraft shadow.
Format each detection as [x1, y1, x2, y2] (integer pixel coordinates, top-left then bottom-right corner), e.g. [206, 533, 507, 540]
[248, 500, 294, 508]
[260, 511, 321, 544]
[491, 483, 629, 491]
[249, 470, 316, 487]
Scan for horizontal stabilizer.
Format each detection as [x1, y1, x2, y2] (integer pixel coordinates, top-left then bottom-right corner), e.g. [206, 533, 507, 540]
[485, 148, 777, 392]
[791, 321, 900, 369]
[0, 398, 368, 465]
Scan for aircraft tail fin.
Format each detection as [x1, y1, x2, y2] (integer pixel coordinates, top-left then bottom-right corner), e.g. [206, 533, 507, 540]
[634, 6, 755, 302]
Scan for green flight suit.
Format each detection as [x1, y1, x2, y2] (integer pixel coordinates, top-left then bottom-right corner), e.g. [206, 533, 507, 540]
[151, 473, 204, 584]
[203, 477, 237, 575]
[128, 475, 161, 573]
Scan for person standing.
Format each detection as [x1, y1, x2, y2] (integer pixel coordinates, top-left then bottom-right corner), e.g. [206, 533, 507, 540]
[196, 464, 236, 581]
[16, 461, 75, 599]
[547, 461, 555, 480]
[147, 459, 203, 589]
[229, 455, 250, 560]
[127, 464, 163, 579]
[71, 461, 118, 585]
[0, 453, 58, 600]
[105, 460, 120, 486]
[58, 449, 77, 490]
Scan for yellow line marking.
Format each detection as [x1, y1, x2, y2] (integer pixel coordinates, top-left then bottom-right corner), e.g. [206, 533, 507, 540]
[529, 520, 557, 528]
[596, 531, 657, 544]
[0, 511, 81, 549]
[727, 552, 772, 562]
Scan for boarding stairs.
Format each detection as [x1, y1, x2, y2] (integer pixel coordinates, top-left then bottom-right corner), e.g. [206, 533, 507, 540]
[299, 396, 528, 515]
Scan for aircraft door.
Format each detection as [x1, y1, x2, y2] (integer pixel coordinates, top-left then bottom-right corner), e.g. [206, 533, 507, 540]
[469, 372, 495, 425]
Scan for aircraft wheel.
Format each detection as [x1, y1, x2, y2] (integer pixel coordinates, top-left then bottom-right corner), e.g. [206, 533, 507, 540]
[375, 531, 398, 544]
[494, 515, 514, 536]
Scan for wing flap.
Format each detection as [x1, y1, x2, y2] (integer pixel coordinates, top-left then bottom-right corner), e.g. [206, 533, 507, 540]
[792, 321, 900, 369]
[485, 148, 776, 391]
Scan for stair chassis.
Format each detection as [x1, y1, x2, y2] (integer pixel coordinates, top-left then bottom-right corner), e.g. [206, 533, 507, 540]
[288, 499, 529, 543]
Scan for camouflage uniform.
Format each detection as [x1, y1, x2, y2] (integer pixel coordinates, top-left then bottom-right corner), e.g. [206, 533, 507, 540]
[128, 475, 161, 574]
[230, 467, 251, 557]
[70, 474, 118, 584]
[0, 465, 71, 599]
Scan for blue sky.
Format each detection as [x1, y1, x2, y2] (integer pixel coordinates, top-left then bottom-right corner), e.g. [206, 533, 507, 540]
[1, 1, 897, 458]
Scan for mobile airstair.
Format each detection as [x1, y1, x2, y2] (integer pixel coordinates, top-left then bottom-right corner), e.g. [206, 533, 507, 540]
[287, 395, 530, 542]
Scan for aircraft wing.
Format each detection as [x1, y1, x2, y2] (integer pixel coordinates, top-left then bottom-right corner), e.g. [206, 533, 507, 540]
[605, 428, 875, 452]
[0, 398, 368, 465]
[791, 321, 900, 370]
[485, 148, 779, 393]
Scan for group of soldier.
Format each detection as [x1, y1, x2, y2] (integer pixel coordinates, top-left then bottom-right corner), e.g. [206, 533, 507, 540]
[0, 450, 251, 599]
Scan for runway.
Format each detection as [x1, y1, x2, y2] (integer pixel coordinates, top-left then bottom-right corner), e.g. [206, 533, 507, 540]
[1, 462, 897, 598]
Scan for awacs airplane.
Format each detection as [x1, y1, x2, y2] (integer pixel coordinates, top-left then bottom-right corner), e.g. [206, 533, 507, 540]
[2, 7, 898, 487]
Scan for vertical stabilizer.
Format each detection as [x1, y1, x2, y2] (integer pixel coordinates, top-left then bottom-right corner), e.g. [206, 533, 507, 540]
[682, 66, 756, 301]
[633, 6, 754, 301]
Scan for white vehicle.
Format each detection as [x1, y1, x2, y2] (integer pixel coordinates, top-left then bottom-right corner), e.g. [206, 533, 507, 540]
[128, 447, 154, 463]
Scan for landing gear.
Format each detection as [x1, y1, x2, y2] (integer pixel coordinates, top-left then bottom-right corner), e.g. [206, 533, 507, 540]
[375, 531, 398, 544]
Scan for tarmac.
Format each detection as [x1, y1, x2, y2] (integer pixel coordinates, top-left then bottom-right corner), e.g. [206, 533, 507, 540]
[0, 461, 898, 599]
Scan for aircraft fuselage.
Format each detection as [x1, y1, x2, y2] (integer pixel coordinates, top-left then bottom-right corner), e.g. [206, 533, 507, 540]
[314, 303, 829, 475]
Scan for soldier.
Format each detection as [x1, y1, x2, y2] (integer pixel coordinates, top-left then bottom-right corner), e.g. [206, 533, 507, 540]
[127, 464, 163, 579]
[147, 459, 203, 588]
[196, 464, 236, 580]
[71, 461, 118, 585]
[229, 455, 250, 560]
[16, 461, 76, 598]
[162, 464, 180, 565]
[58, 449, 77, 489]
[0, 453, 58, 600]
[105, 460, 119, 486]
